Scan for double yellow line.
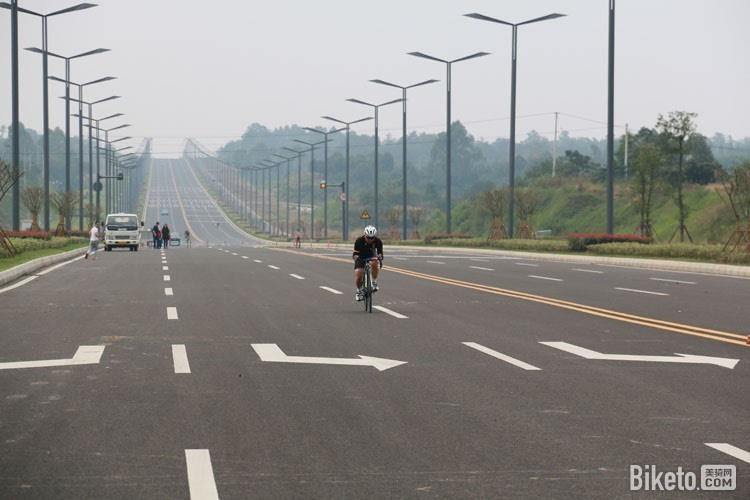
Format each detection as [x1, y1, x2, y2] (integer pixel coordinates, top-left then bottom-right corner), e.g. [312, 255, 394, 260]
[276, 248, 748, 347]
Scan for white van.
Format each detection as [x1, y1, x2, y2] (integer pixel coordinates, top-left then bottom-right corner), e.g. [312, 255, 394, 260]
[104, 213, 142, 252]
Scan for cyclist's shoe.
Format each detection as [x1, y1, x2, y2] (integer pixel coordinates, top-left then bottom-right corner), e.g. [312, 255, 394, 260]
[355, 289, 364, 302]
[372, 280, 379, 292]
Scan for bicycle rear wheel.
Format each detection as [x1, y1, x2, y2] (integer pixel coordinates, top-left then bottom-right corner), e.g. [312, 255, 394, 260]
[364, 266, 372, 313]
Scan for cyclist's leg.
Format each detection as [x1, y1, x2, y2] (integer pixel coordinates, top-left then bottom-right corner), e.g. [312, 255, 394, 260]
[371, 260, 379, 280]
[355, 268, 364, 289]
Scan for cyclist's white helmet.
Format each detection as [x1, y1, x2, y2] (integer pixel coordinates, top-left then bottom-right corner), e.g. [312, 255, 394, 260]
[364, 225, 377, 237]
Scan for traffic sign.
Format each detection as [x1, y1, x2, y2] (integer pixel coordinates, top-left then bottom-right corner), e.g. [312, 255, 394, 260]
[93, 181, 103, 192]
[360, 210, 370, 219]
[339, 192, 347, 202]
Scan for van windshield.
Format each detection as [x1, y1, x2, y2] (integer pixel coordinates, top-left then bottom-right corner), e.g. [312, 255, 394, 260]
[106, 216, 138, 230]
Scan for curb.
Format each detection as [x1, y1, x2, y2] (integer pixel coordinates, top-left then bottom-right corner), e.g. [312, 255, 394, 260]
[0, 246, 88, 287]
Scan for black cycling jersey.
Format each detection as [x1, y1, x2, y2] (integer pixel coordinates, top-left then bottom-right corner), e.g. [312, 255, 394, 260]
[353, 236, 383, 262]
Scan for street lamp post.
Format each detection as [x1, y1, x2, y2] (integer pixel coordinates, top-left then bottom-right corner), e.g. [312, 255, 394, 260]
[272, 153, 295, 237]
[303, 126, 346, 238]
[106, 136, 132, 213]
[463, 11, 565, 237]
[292, 139, 329, 240]
[370, 78, 438, 239]
[345, 98, 402, 230]
[321, 115, 373, 241]
[261, 159, 283, 236]
[25, 46, 109, 229]
[282, 147, 305, 234]
[5, 2, 97, 230]
[52, 76, 116, 228]
[89, 121, 127, 219]
[407, 51, 489, 234]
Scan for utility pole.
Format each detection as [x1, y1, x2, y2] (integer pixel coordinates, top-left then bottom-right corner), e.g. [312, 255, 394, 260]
[552, 111, 559, 177]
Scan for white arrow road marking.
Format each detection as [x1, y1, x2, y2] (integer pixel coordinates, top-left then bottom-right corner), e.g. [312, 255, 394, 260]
[705, 443, 750, 464]
[165, 288, 173, 296]
[172, 345, 191, 374]
[373, 306, 408, 319]
[529, 275, 563, 282]
[185, 449, 220, 500]
[268, 265, 280, 270]
[615, 287, 668, 296]
[252, 343, 406, 371]
[0, 346, 105, 370]
[463, 342, 541, 370]
[470, 266, 494, 271]
[650, 277, 696, 285]
[289, 274, 305, 280]
[319, 286, 342, 294]
[540, 342, 739, 369]
[167, 307, 179, 320]
[572, 268, 604, 274]
[164, 275, 171, 281]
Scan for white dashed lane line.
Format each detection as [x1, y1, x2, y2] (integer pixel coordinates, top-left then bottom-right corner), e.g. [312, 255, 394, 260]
[427, 261, 445, 265]
[167, 307, 179, 320]
[268, 265, 280, 270]
[165, 288, 173, 296]
[373, 306, 408, 319]
[572, 268, 604, 274]
[319, 286, 343, 295]
[231, 252, 238, 256]
[615, 287, 668, 296]
[172, 345, 191, 374]
[254, 259, 262, 263]
[515, 262, 538, 267]
[164, 275, 171, 282]
[162, 266, 169, 271]
[469, 266, 494, 271]
[650, 277, 696, 285]
[241, 256, 249, 259]
[528, 275, 563, 282]
[289, 274, 305, 280]
[185, 449, 220, 500]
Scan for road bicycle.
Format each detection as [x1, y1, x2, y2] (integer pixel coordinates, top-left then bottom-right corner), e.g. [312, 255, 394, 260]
[359, 257, 380, 313]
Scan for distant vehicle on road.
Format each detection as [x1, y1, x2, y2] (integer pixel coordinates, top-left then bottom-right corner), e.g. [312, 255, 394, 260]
[161, 209, 169, 216]
[104, 213, 143, 252]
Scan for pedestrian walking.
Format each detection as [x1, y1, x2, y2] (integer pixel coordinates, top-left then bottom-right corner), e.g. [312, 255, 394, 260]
[295, 229, 302, 248]
[184, 229, 191, 248]
[162, 224, 171, 250]
[85, 221, 102, 260]
[151, 222, 160, 249]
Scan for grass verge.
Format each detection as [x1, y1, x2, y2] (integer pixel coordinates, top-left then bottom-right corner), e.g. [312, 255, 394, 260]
[0, 240, 88, 273]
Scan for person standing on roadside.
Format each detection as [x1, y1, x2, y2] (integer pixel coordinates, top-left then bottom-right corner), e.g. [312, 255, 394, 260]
[85, 221, 101, 261]
[162, 224, 171, 250]
[151, 222, 160, 249]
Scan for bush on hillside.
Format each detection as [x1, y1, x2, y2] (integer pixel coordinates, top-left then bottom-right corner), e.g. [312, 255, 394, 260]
[568, 233, 652, 251]
[423, 233, 472, 244]
[3, 231, 52, 240]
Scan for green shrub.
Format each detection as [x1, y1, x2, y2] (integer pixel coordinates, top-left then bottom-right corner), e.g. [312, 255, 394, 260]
[0, 237, 87, 257]
[586, 242, 750, 264]
[568, 233, 652, 251]
[424, 233, 472, 244]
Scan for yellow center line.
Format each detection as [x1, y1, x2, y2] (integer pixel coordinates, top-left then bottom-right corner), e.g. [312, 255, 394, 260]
[273, 248, 748, 347]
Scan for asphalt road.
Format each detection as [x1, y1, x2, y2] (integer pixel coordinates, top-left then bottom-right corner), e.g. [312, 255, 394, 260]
[0, 159, 748, 499]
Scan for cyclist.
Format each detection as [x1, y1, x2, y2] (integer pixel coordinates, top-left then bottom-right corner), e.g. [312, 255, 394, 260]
[353, 225, 383, 302]
[184, 229, 191, 247]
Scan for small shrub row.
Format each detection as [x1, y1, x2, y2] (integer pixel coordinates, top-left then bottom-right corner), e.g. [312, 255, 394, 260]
[424, 233, 473, 244]
[0, 236, 87, 258]
[586, 242, 750, 264]
[568, 233, 652, 251]
[3, 230, 52, 240]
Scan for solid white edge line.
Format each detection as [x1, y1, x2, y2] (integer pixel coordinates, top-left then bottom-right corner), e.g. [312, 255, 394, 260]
[172, 344, 191, 374]
[167, 307, 179, 320]
[37, 254, 86, 275]
[705, 443, 750, 464]
[650, 277, 696, 285]
[289, 274, 305, 280]
[463, 342, 541, 370]
[614, 287, 668, 296]
[0, 275, 38, 294]
[165, 287, 174, 296]
[373, 306, 408, 319]
[185, 449, 220, 500]
[528, 275, 563, 282]
[319, 286, 343, 295]
[572, 268, 604, 274]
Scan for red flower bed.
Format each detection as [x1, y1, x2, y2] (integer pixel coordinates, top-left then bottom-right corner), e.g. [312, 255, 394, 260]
[567, 233, 652, 251]
[3, 230, 52, 240]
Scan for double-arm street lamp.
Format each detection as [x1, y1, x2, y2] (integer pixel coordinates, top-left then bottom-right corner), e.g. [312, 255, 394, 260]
[261, 159, 283, 236]
[25, 46, 109, 229]
[105, 135, 131, 214]
[272, 153, 295, 237]
[407, 51, 489, 234]
[3, 2, 97, 230]
[321, 115, 372, 240]
[303, 126, 346, 238]
[370, 78, 438, 239]
[88, 119, 126, 219]
[51, 75, 116, 228]
[345, 98, 402, 230]
[292, 138, 329, 239]
[282, 146, 306, 233]
[464, 12, 565, 237]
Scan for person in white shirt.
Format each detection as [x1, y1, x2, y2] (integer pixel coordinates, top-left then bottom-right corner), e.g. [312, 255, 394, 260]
[85, 221, 101, 261]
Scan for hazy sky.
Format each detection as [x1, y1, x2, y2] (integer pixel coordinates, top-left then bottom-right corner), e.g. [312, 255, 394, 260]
[1, 0, 748, 158]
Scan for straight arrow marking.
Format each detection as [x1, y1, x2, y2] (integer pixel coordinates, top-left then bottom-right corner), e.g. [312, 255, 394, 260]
[251, 343, 406, 371]
[0, 346, 105, 370]
[705, 443, 750, 464]
[540, 342, 739, 369]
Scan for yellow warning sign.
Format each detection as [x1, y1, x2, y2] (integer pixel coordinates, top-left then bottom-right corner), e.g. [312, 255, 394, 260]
[360, 210, 371, 219]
